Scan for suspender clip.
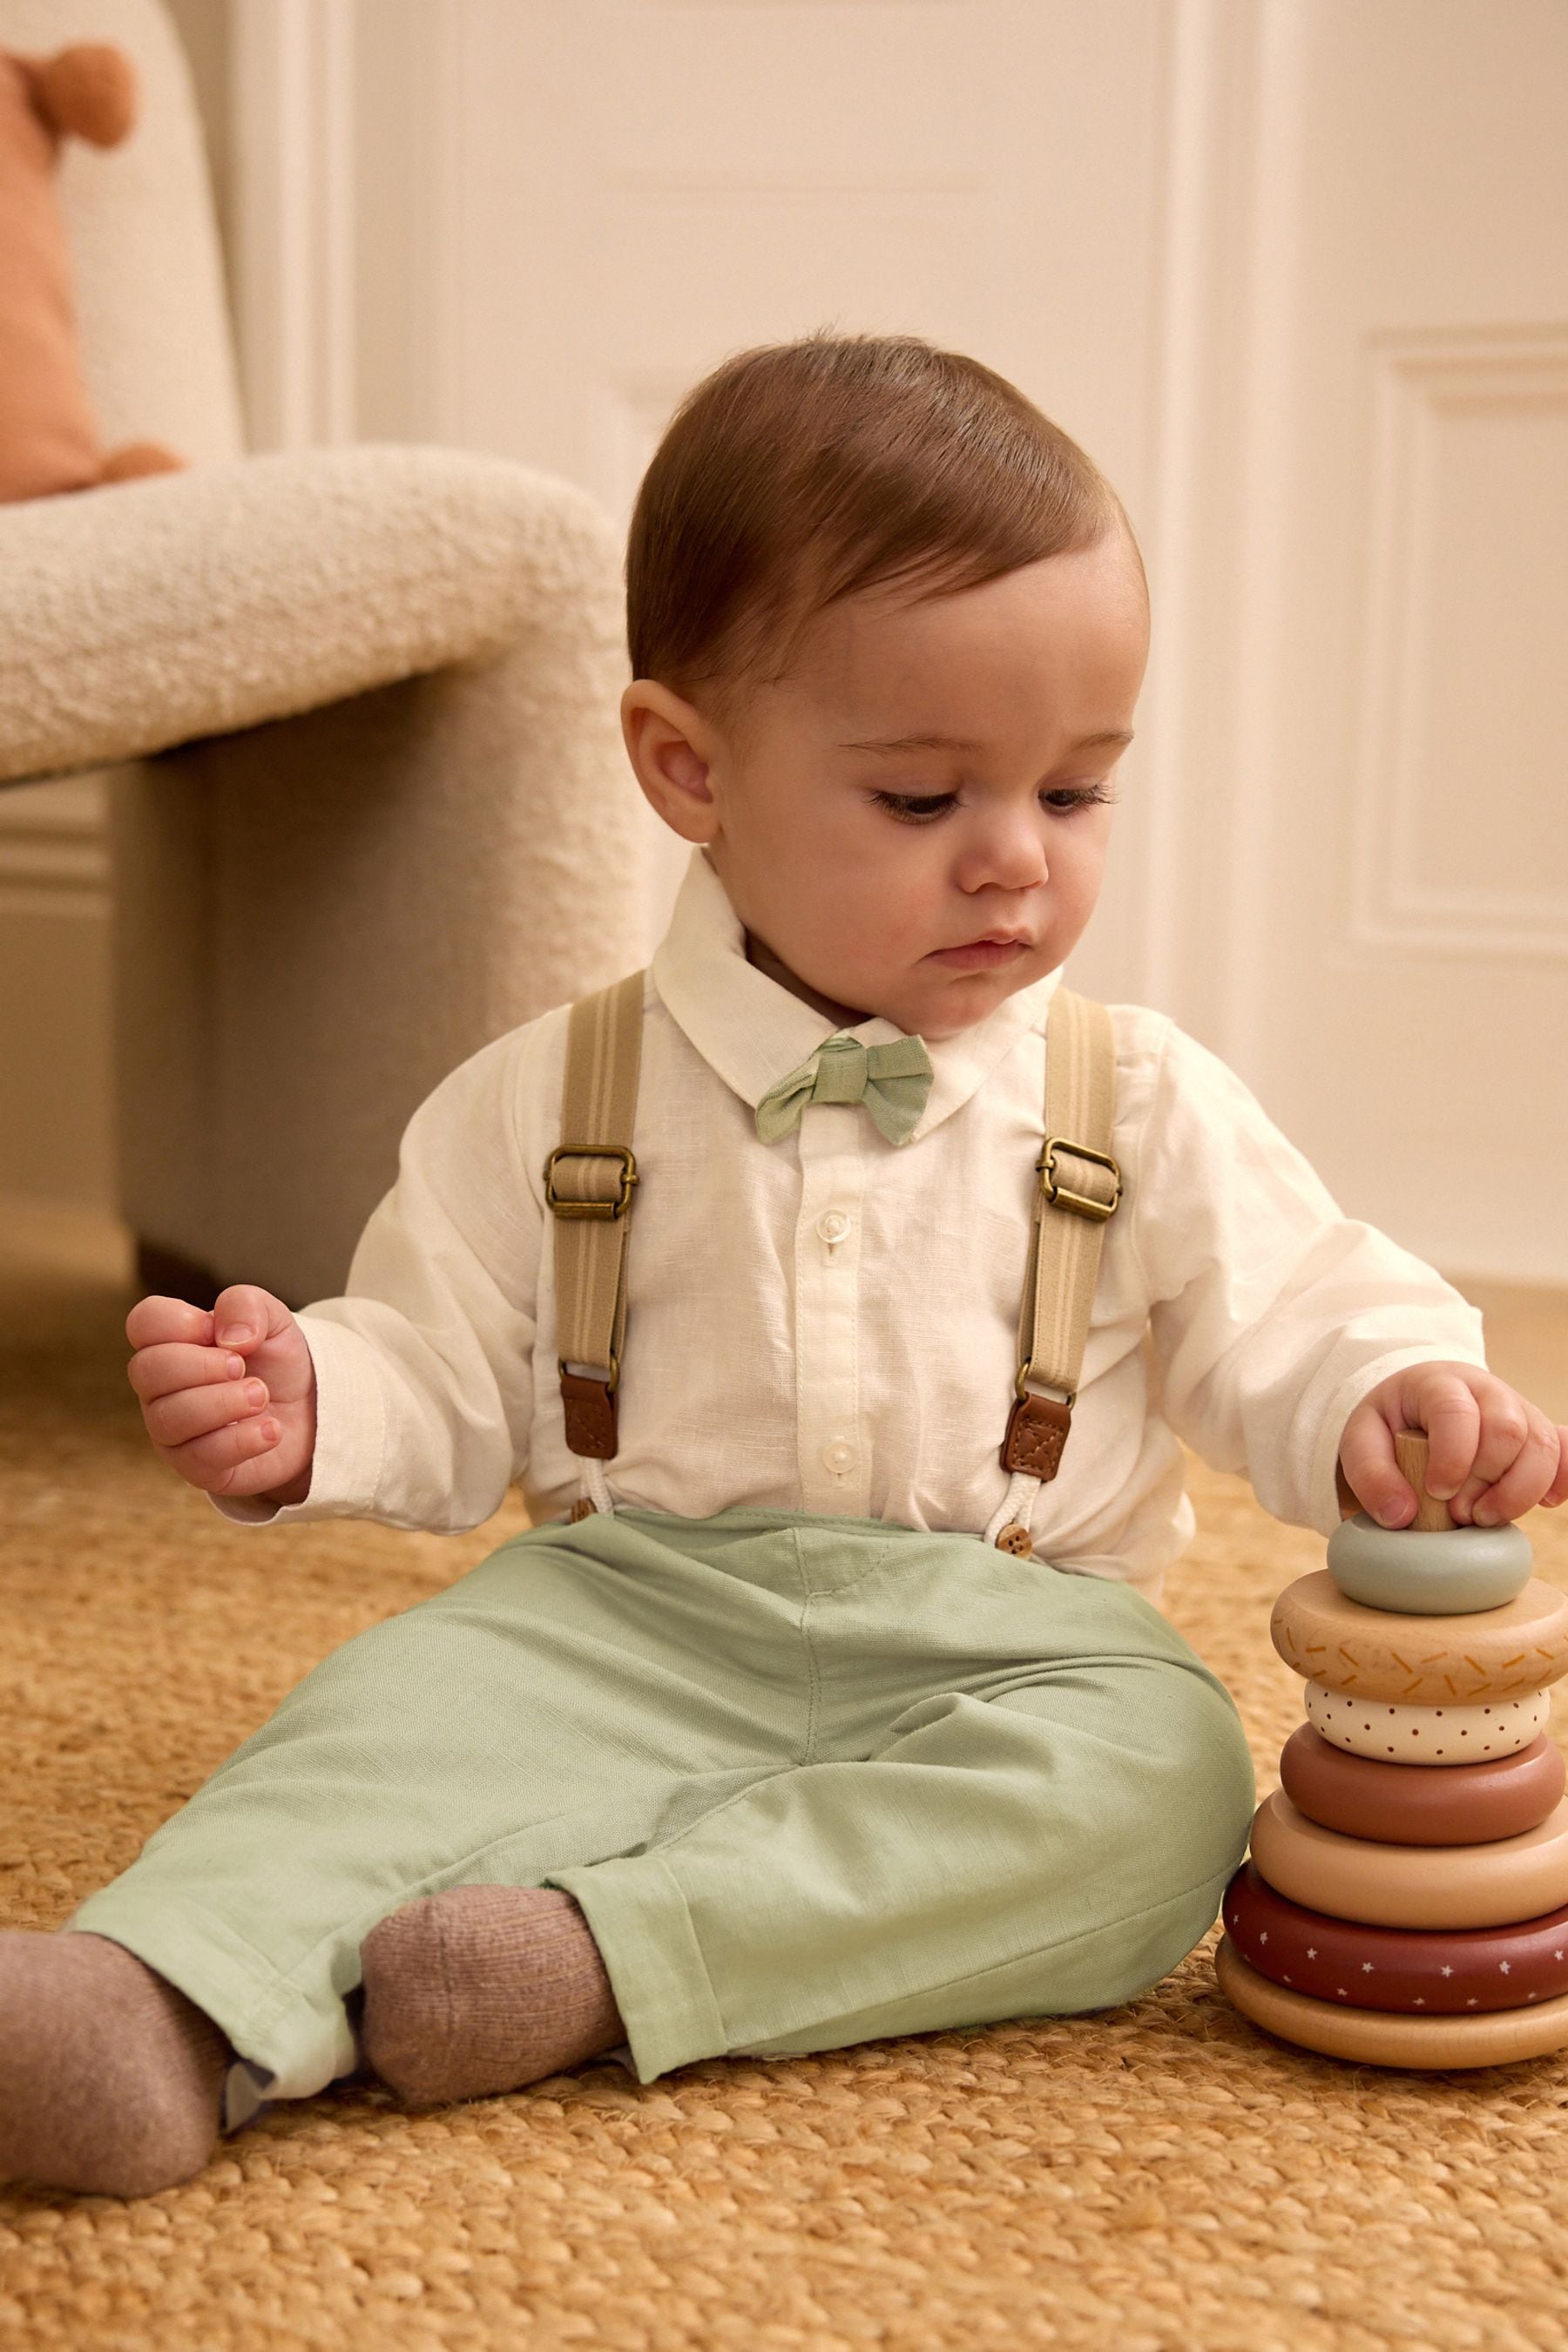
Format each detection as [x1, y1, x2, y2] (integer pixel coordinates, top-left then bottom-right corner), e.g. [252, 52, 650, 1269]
[544, 1145, 639, 1219]
[1037, 1137, 1120, 1221]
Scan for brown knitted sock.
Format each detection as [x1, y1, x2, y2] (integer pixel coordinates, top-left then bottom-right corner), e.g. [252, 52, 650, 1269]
[0, 1929, 230, 2197]
[359, 1884, 627, 2107]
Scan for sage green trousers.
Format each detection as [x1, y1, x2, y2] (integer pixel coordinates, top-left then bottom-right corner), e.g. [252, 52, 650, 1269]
[69, 1506, 1255, 2110]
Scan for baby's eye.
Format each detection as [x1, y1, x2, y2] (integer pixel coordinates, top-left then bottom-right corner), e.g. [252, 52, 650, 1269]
[1042, 784, 1118, 814]
[871, 791, 956, 824]
[871, 783, 1117, 825]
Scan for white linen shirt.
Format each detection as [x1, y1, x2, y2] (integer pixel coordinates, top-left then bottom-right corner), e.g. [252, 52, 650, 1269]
[212, 844, 1490, 1606]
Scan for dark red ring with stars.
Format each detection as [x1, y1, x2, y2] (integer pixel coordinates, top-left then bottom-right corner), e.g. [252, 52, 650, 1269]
[1222, 1860, 1568, 2014]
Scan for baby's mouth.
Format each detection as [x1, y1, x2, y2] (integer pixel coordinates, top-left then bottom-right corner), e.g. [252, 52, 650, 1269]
[925, 936, 1031, 969]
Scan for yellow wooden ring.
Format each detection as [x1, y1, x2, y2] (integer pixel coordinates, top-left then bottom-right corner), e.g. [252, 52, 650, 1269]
[1249, 1788, 1568, 1928]
[1301, 1677, 1550, 1764]
[1271, 1570, 1568, 1703]
[1215, 1937, 1568, 2069]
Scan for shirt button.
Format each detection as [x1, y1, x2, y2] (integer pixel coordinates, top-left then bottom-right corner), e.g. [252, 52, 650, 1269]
[823, 1437, 856, 1474]
[816, 1209, 850, 1243]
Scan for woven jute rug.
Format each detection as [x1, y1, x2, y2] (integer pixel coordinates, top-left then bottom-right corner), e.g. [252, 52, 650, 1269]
[3, 1204, 1566, 2352]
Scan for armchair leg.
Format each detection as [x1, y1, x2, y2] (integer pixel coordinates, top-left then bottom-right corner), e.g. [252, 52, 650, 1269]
[133, 1237, 221, 1313]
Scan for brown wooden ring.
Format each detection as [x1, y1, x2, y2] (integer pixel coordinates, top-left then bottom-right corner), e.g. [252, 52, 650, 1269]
[1249, 1788, 1568, 1928]
[1270, 1570, 1568, 1704]
[1278, 1722, 1565, 1845]
[1214, 1938, 1568, 2070]
[1223, 1859, 1568, 2012]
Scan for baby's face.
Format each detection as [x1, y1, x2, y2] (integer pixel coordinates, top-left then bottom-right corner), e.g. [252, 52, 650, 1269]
[625, 531, 1149, 1040]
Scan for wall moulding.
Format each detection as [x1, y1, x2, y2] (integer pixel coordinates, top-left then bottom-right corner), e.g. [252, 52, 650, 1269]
[1132, 0, 1308, 1058]
[229, 0, 358, 449]
[1348, 324, 1568, 966]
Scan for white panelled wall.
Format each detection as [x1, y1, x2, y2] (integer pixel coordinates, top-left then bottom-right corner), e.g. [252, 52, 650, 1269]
[5, 0, 1565, 1285]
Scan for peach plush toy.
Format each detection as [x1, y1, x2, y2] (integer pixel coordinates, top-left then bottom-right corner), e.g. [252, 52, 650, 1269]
[0, 41, 182, 502]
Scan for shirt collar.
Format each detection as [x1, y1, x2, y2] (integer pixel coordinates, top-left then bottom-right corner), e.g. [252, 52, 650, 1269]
[650, 846, 1064, 1145]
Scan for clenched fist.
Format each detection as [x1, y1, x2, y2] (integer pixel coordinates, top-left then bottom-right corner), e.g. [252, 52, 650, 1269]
[125, 1284, 318, 1504]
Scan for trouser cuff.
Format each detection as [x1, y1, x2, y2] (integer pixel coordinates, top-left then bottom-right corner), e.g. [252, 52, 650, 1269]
[544, 1852, 727, 2085]
[65, 1889, 357, 2105]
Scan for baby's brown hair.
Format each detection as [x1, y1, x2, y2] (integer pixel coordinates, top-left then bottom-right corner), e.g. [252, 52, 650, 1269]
[625, 328, 1144, 742]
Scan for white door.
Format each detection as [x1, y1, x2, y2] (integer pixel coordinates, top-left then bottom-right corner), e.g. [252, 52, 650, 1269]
[1171, 0, 1568, 1284]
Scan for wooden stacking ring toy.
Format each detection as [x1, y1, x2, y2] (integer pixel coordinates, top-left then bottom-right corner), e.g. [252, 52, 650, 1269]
[1325, 1510, 1534, 1613]
[1222, 1861, 1568, 2011]
[1248, 1788, 1568, 1928]
[1216, 1429, 1568, 2069]
[1215, 1937, 1568, 2069]
[1278, 1722, 1565, 1845]
[1301, 1677, 1551, 1763]
[1271, 1569, 1568, 1703]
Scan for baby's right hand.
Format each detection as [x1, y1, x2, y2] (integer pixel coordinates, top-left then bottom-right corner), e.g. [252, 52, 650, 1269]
[125, 1283, 318, 1504]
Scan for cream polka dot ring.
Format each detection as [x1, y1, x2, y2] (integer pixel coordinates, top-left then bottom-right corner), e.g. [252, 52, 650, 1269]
[1300, 1679, 1551, 1764]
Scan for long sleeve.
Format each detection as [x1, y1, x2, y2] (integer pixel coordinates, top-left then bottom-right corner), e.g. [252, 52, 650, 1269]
[1131, 1017, 1490, 1538]
[208, 1024, 544, 1535]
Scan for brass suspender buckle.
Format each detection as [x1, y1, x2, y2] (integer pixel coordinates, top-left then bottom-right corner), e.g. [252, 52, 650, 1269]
[544, 1145, 639, 1219]
[1037, 1136, 1121, 1221]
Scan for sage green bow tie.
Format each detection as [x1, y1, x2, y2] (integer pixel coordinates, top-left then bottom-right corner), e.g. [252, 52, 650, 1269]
[754, 1032, 935, 1146]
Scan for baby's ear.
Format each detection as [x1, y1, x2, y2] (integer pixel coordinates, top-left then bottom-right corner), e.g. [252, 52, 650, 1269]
[32, 44, 138, 147]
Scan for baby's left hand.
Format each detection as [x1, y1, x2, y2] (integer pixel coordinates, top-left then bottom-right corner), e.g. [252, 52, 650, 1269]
[1337, 1363, 1568, 1529]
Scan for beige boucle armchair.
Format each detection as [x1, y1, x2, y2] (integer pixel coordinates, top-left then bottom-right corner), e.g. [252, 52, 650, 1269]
[0, 0, 648, 1309]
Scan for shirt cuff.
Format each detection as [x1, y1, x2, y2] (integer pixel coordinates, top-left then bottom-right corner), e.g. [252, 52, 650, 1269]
[1308, 1342, 1491, 1538]
[206, 1312, 389, 1529]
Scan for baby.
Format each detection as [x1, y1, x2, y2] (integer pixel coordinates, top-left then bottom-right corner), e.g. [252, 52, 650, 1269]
[3, 331, 1565, 2200]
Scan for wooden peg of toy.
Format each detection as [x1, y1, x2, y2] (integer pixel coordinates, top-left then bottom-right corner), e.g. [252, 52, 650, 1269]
[1336, 1428, 1455, 1528]
[1390, 1428, 1453, 1531]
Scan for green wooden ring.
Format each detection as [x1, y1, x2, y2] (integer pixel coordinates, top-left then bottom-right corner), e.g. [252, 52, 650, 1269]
[1327, 1512, 1533, 1614]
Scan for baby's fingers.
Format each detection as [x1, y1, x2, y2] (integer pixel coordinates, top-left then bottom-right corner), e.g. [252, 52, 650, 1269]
[143, 1370, 272, 1454]
[1459, 1410, 1563, 1527]
[125, 1293, 212, 1352]
[153, 1399, 285, 1495]
[128, 1338, 253, 1408]
[211, 1283, 291, 1352]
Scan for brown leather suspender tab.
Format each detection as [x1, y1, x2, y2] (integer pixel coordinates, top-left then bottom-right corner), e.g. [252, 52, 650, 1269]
[559, 1368, 620, 1458]
[1001, 1389, 1074, 1478]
